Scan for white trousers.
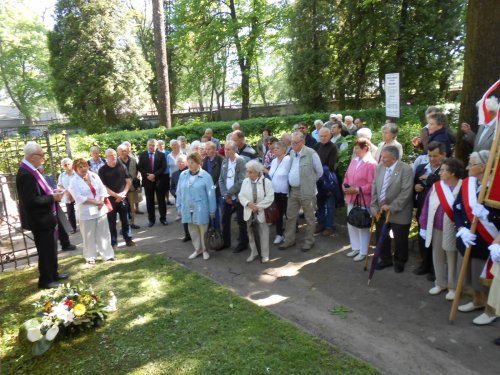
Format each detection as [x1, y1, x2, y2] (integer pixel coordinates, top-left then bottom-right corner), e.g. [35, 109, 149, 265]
[80, 215, 115, 261]
[347, 204, 371, 255]
[188, 224, 208, 253]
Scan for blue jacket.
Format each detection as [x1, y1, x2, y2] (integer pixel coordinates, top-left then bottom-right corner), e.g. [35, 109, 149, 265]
[176, 169, 216, 225]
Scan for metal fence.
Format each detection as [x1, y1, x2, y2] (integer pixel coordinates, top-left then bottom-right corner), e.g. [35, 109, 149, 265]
[0, 130, 71, 271]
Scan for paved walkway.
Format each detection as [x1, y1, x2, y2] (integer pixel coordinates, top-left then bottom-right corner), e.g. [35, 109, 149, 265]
[48, 204, 500, 374]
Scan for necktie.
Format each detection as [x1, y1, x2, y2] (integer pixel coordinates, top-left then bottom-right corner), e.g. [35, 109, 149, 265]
[379, 168, 392, 204]
[149, 153, 154, 173]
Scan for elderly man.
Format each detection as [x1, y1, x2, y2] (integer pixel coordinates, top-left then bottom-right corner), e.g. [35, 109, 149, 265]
[118, 144, 140, 229]
[280, 132, 323, 251]
[462, 96, 499, 152]
[232, 130, 258, 162]
[88, 146, 106, 173]
[203, 141, 224, 228]
[219, 141, 248, 252]
[281, 133, 292, 155]
[323, 114, 337, 130]
[138, 138, 168, 227]
[297, 122, 317, 148]
[16, 142, 68, 288]
[99, 149, 135, 249]
[204, 128, 221, 150]
[371, 146, 414, 273]
[345, 116, 357, 135]
[314, 128, 339, 236]
[311, 120, 323, 142]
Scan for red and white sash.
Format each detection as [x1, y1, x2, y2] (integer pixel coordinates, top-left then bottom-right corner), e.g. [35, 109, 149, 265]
[434, 181, 455, 221]
[462, 176, 499, 243]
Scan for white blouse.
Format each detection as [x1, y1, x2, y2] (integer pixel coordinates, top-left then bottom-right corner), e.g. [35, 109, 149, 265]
[269, 155, 291, 194]
[68, 172, 109, 221]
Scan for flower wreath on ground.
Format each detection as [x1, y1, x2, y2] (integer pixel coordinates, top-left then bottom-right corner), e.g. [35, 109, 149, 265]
[20, 283, 117, 355]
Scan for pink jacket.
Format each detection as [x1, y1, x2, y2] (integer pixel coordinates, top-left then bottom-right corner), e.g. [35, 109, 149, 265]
[343, 155, 377, 206]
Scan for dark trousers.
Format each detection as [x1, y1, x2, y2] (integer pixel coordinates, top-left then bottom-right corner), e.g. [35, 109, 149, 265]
[222, 199, 248, 248]
[144, 183, 166, 223]
[274, 192, 288, 236]
[107, 199, 132, 246]
[58, 222, 71, 248]
[65, 202, 77, 231]
[417, 226, 434, 272]
[376, 218, 411, 266]
[32, 228, 58, 286]
[159, 174, 170, 201]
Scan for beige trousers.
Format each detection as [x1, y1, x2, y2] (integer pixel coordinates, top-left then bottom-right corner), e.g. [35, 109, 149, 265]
[127, 191, 137, 224]
[188, 224, 208, 253]
[431, 229, 457, 289]
[284, 187, 316, 247]
[80, 214, 115, 261]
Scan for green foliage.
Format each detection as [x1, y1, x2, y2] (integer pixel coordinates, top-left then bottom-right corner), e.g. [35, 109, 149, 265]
[48, 0, 152, 133]
[0, 1, 54, 123]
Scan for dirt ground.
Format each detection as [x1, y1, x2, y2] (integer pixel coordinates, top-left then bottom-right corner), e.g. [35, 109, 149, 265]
[21, 203, 500, 375]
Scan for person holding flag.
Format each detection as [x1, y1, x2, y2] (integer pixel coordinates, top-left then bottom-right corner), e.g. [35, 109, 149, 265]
[419, 158, 465, 300]
[453, 150, 500, 324]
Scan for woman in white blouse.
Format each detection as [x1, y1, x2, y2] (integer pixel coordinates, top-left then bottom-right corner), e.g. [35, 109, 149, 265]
[68, 158, 114, 264]
[268, 141, 291, 244]
[57, 158, 77, 233]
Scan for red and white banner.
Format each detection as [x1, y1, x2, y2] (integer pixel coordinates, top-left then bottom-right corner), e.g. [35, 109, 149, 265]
[477, 79, 500, 125]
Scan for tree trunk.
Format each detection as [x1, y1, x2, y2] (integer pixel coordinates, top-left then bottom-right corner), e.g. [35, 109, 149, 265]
[255, 61, 267, 106]
[152, 0, 172, 128]
[456, 0, 500, 160]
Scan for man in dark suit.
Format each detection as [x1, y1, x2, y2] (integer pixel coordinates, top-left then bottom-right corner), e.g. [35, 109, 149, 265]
[16, 141, 68, 289]
[371, 145, 414, 273]
[202, 141, 224, 229]
[138, 139, 168, 227]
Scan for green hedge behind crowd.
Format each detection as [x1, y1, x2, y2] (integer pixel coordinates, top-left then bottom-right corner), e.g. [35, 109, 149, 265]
[67, 104, 459, 175]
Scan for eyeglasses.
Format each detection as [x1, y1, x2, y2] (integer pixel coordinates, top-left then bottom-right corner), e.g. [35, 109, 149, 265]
[291, 140, 303, 145]
[32, 153, 45, 157]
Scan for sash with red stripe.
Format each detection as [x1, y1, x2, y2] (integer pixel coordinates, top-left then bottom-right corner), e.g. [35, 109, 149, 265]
[434, 181, 455, 221]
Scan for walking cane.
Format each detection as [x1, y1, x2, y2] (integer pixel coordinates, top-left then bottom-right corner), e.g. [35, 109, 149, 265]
[364, 216, 377, 271]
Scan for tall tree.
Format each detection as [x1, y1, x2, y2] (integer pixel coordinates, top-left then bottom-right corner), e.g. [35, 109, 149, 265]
[152, 0, 172, 127]
[48, 0, 151, 133]
[0, 1, 53, 124]
[456, 0, 500, 159]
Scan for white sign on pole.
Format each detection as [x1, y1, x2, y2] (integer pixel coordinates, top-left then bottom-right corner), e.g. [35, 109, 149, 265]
[385, 73, 400, 118]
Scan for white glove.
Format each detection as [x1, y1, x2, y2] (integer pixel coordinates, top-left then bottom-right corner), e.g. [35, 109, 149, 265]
[456, 227, 477, 247]
[472, 203, 489, 220]
[419, 229, 427, 239]
[489, 244, 500, 263]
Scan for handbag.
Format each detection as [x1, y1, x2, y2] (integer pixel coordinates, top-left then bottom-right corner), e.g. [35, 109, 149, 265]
[104, 197, 114, 212]
[132, 177, 141, 189]
[347, 188, 372, 228]
[262, 178, 280, 224]
[204, 218, 224, 251]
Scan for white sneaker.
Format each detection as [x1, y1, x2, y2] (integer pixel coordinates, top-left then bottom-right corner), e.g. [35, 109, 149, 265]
[261, 257, 269, 263]
[353, 253, 366, 262]
[458, 302, 485, 313]
[203, 251, 210, 260]
[473, 313, 498, 325]
[428, 285, 446, 295]
[246, 254, 258, 263]
[273, 235, 284, 244]
[175, 214, 181, 221]
[346, 250, 359, 257]
[445, 290, 456, 301]
[188, 250, 201, 260]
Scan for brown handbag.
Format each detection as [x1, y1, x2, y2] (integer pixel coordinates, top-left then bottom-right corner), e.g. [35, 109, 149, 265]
[262, 178, 280, 224]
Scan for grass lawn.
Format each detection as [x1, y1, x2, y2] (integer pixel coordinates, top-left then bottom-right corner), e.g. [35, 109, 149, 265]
[1, 252, 379, 375]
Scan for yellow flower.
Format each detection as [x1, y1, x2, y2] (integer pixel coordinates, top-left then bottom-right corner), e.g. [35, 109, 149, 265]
[44, 301, 52, 313]
[73, 303, 86, 317]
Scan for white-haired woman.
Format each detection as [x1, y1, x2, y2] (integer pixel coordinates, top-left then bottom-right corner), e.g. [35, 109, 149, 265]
[177, 136, 188, 154]
[345, 116, 356, 134]
[238, 160, 275, 263]
[374, 123, 403, 163]
[57, 157, 77, 233]
[167, 139, 182, 176]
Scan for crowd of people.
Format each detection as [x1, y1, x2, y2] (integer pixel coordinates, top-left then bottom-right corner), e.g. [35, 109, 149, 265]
[16, 97, 500, 345]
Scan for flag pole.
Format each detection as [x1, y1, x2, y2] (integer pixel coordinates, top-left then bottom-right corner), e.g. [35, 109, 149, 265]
[449, 110, 500, 323]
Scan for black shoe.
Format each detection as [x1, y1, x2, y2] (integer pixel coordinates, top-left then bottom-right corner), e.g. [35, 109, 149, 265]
[233, 245, 248, 253]
[413, 265, 430, 275]
[126, 240, 136, 247]
[130, 224, 140, 229]
[182, 236, 191, 242]
[426, 273, 436, 282]
[61, 244, 76, 251]
[494, 337, 500, 346]
[39, 281, 60, 289]
[148, 222, 155, 227]
[394, 264, 405, 273]
[57, 273, 70, 280]
[376, 261, 393, 270]
[160, 219, 168, 225]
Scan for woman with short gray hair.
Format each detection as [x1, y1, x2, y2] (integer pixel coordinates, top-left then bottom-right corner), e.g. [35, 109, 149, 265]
[269, 141, 291, 244]
[238, 160, 275, 263]
[374, 123, 403, 163]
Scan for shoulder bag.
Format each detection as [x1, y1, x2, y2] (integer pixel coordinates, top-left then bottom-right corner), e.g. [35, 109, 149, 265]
[347, 188, 372, 228]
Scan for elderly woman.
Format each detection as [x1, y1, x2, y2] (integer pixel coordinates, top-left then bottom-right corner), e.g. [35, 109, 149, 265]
[419, 158, 465, 300]
[176, 152, 216, 260]
[453, 150, 500, 325]
[342, 139, 377, 262]
[57, 157, 77, 233]
[238, 160, 275, 263]
[263, 136, 278, 170]
[374, 123, 403, 163]
[269, 141, 291, 244]
[68, 158, 114, 264]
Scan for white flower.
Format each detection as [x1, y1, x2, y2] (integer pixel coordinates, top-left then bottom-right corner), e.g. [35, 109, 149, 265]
[51, 302, 75, 325]
[45, 325, 60, 341]
[27, 327, 43, 342]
